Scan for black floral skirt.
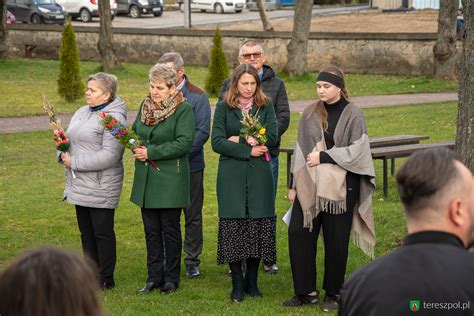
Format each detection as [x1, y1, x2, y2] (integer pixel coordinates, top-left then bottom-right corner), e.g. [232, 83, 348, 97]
[217, 217, 276, 265]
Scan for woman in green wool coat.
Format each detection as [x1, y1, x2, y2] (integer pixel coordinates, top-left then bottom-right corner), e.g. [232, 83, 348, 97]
[130, 63, 195, 295]
[212, 64, 278, 302]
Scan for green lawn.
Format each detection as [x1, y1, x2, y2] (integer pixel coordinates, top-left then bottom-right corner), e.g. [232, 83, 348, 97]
[0, 58, 458, 117]
[0, 101, 457, 315]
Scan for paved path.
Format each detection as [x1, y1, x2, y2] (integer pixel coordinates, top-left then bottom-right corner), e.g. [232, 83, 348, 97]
[0, 92, 458, 134]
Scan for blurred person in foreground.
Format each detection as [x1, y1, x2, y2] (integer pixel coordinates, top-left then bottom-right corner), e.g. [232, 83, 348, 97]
[0, 246, 102, 316]
[339, 148, 474, 316]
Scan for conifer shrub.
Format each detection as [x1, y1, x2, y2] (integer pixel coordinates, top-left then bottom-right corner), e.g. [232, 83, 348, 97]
[205, 27, 229, 96]
[58, 19, 84, 102]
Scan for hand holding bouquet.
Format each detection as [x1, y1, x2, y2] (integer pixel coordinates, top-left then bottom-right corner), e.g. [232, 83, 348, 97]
[97, 111, 160, 171]
[240, 109, 270, 162]
[43, 96, 76, 178]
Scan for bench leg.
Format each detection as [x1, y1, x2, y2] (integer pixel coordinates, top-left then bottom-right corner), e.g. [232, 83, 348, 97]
[383, 158, 388, 197]
[391, 158, 396, 176]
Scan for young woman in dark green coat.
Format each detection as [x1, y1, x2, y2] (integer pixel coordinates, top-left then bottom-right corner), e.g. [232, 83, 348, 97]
[212, 64, 278, 302]
[131, 64, 195, 295]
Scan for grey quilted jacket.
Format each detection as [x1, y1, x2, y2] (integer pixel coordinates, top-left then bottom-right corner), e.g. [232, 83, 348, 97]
[61, 96, 127, 209]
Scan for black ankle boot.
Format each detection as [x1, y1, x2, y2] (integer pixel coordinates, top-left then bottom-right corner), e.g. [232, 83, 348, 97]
[230, 272, 245, 302]
[244, 261, 262, 297]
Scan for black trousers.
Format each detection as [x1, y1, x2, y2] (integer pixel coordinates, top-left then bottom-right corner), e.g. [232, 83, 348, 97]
[75, 205, 116, 284]
[288, 176, 359, 296]
[141, 208, 182, 285]
[183, 170, 204, 267]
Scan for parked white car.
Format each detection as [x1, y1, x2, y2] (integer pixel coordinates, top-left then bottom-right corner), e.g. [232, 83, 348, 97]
[56, 0, 117, 22]
[176, 0, 245, 13]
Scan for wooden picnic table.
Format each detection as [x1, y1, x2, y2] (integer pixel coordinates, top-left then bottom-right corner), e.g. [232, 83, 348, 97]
[279, 134, 432, 196]
[372, 141, 455, 196]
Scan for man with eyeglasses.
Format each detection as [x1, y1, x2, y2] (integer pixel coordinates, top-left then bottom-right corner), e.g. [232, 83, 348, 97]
[219, 40, 290, 274]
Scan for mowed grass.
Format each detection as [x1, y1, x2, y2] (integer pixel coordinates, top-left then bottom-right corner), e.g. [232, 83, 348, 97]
[0, 101, 457, 315]
[0, 58, 458, 117]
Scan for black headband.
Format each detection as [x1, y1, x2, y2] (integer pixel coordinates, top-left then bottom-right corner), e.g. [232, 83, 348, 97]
[316, 72, 344, 89]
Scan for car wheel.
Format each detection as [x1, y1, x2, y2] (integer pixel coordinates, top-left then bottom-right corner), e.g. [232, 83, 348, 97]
[179, 2, 184, 12]
[153, 8, 163, 17]
[31, 14, 42, 24]
[129, 5, 141, 18]
[80, 8, 92, 22]
[214, 3, 223, 14]
[111, 14, 115, 21]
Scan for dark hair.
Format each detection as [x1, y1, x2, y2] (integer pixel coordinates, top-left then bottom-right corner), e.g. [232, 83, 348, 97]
[396, 148, 462, 214]
[313, 65, 350, 131]
[224, 64, 268, 108]
[0, 246, 102, 316]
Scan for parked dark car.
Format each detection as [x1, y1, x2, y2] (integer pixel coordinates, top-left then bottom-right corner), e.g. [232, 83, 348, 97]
[116, 0, 163, 18]
[7, 0, 65, 24]
[6, 10, 17, 24]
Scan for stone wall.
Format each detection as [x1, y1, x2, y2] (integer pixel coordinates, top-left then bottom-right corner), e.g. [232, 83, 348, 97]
[6, 24, 459, 75]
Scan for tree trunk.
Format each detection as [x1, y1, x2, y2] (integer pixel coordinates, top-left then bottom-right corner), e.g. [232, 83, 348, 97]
[98, 0, 120, 72]
[433, 0, 459, 79]
[283, 0, 313, 75]
[455, 0, 473, 172]
[256, 0, 273, 31]
[0, 0, 8, 59]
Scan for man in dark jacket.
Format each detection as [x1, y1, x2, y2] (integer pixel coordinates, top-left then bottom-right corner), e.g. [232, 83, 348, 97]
[339, 148, 474, 316]
[219, 40, 290, 274]
[158, 52, 211, 278]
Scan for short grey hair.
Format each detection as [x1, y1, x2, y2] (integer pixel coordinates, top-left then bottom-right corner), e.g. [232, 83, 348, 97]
[238, 40, 264, 56]
[157, 52, 184, 71]
[87, 72, 118, 101]
[149, 63, 177, 87]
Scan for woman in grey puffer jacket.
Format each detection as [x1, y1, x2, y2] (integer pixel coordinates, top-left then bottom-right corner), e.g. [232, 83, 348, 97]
[59, 72, 126, 290]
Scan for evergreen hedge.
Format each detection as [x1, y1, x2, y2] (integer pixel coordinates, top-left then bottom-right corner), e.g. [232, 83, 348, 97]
[205, 27, 229, 96]
[57, 19, 84, 102]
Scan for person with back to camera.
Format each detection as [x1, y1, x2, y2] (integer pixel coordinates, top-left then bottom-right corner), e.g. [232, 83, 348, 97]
[283, 65, 376, 313]
[339, 147, 474, 316]
[212, 64, 278, 302]
[59, 72, 126, 290]
[0, 246, 102, 316]
[131, 63, 195, 295]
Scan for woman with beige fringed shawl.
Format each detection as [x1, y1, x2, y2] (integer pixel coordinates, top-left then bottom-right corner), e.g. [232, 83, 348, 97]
[283, 66, 376, 313]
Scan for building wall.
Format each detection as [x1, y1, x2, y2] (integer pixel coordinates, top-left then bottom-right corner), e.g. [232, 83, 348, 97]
[7, 25, 460, 76]
[372, 0, 414, 9]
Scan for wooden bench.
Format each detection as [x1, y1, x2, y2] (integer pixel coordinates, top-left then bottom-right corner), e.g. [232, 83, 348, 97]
[372, 141, 455, 196]
[280, 136, 455, 197]
[280, 135, 429, 190]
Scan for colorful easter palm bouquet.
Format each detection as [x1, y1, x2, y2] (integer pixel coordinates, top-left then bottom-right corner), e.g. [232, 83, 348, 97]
[240, 109, 270, 162]
[97, 111, 159, 171]
[43, 96, 76, 179]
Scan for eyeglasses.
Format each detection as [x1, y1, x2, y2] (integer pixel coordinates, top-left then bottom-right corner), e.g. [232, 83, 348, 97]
[240, 52, 263, 60]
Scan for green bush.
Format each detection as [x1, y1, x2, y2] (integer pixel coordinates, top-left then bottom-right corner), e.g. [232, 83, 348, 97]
[57, 19, 84, 102]
[205, 27, 229, 96]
